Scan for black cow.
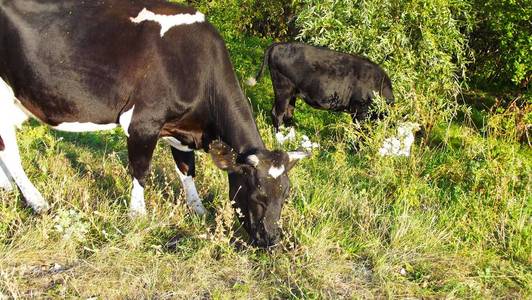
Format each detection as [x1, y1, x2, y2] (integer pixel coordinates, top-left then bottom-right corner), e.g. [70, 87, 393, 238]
[249, 42, 395, 130]
[0, 0, 308, 248]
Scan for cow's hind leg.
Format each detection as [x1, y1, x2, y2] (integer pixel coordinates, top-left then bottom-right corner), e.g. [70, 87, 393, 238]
[170, 148, 206, 215]
[0, 124, 50, 212]
[284, 96, 297, 126]
[126, 125, 160, 216]
[270, 70, 296, 131]
[0, 153, 14, 191]
[0, 79, 49, 211]
[0, 136, 13, 191]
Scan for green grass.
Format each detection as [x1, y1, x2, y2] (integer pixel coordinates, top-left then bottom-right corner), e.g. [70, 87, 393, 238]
[1, 34, 531, 299]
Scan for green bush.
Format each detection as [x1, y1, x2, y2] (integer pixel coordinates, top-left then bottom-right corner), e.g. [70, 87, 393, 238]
[184, 0, 300, 39]
[296, 0, 473, 131]
[469, 0, 532, 89]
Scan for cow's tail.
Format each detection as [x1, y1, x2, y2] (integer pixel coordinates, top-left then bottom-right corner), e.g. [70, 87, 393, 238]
[246, 44, 275, 87]
[0, 136, 4, 151]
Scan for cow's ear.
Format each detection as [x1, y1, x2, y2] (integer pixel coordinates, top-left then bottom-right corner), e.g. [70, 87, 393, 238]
[286, 150, 311, 171]
[209, 140, 242, 173]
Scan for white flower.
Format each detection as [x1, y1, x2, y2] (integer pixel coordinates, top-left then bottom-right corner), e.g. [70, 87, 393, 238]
[301, 135, 319, 150]
[379, 122, 420, 157]
[275, 127, 296, 144]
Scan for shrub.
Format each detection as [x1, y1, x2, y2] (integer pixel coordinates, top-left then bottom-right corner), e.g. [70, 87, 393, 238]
[469, 0, 532, 89]
[185, 0, 300, 39]
[295, 0, 474, 132]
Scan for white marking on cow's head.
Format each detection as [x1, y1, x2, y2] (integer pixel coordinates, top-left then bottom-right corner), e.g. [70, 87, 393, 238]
[246, 154, 260, 167]
[268, 165, 285, 179]
[130, 8, 205, 37]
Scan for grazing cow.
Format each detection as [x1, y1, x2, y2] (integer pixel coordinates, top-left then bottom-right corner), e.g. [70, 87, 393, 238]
[0, 0, 308, 248]
[248, 42, 395, 130]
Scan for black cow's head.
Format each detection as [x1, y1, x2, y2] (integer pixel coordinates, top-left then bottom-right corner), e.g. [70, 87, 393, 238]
[209, 141, 309, 248]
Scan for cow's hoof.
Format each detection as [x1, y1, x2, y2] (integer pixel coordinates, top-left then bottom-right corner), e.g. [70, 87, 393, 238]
[129, 207, 147, 218]
[188, 198, 206, 216]
[31, 200, 51, 214]
[0, 172, 13, 192]
[0, 182, 14, 192]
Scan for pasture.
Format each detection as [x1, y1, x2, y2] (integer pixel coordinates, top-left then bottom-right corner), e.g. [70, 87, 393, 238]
[1, 1, 530, 299]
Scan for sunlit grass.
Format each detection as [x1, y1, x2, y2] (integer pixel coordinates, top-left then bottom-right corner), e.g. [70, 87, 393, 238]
[1, 30, 530, 300]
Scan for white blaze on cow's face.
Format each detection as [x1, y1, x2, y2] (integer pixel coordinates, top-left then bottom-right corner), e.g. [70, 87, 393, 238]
[268, 165, 285, 179]
[130, 8, 205, 37]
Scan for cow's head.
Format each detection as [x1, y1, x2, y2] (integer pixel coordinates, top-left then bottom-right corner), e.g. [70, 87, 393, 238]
[209, 141, 309, 248]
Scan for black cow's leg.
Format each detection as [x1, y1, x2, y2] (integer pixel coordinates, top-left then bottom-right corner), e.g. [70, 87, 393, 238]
[270, 70, 295, 131]
[284, 96, 297, 126]
[170, 148, 206, 215]
[351, 105, 370, 123]
[126, 127, 160, 216]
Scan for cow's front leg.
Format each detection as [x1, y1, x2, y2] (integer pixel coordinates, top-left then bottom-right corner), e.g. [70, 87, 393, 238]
[126, 128, 159, 217]
[0, 125, 49, 212]
[170, 148, 206, 215]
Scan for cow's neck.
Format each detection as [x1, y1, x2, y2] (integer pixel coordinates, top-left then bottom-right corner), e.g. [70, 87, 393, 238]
[210, 96, 265, 155]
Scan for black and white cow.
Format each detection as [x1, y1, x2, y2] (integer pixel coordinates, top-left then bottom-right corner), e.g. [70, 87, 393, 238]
[248, 42, 395, 130]
[0, 0, 308, 247]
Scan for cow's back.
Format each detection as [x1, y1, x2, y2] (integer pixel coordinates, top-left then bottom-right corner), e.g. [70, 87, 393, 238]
[0, 0, 218, 125]
[269, 43, 393, 110]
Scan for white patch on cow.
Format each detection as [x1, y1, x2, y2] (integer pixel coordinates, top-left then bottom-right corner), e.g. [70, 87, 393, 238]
[246, 154, 260, 167]
[130, 8, 205, 37]
[0, 77, 49, 212]
[175, 166, 206, 215]
[379, 122, 421, 157]
[53, 122, 118, 132]
[163, 137, 194, 152]
[119, 105, 135, 137]
[130, 178, 146, 216]
[0, 79, 30, 129]
[268, 165, 285, 179]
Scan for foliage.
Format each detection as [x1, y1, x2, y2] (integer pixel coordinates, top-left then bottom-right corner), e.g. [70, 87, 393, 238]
[183, 0, 301, 39]
[296, 0, 474, 134]
[469, 0, 532, 89]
